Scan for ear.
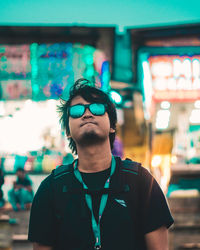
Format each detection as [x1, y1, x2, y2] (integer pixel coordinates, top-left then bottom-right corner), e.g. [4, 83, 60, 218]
[109, 127, 115, 133]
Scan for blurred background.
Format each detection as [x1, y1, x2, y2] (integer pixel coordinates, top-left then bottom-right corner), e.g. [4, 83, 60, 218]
[0, 1, 200, 249]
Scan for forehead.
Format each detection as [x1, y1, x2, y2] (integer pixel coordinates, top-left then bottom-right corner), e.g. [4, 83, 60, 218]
[70, 95, 91, 106]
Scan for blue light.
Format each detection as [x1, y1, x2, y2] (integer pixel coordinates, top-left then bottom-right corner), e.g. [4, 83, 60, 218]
[101, 61, 110, 92]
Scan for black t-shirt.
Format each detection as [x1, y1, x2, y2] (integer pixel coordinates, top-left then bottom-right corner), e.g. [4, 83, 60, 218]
[16, 176, 32, 187]
[28, 158, 174, 250]
[80, 167, 111, 223]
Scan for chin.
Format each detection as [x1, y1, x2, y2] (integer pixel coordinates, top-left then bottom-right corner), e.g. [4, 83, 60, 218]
[78, 131, 105, 146]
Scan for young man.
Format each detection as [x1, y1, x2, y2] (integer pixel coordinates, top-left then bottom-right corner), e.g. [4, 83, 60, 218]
[28, 78, 174, 250]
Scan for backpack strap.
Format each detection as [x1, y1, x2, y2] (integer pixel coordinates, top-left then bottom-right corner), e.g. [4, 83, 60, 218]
[121, 158, 141, 175]
[51, 163, 76, 219]
[52, 163, 74, 179]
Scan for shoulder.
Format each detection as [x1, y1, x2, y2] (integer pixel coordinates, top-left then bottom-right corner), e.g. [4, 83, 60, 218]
[119, 157, 148, 177]
[36, 174, 53, 194]
[35, 163, 74, 195]
[122, 158, 141, 173]
[52, 163, 74, 179]
[117, 157, 154, 188]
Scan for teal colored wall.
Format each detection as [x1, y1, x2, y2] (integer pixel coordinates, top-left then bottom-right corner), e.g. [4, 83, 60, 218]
[0, 0, 200, 30]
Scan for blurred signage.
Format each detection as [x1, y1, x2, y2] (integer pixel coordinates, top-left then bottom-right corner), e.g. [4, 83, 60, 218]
[0, 44, 110, 101]
[1, 80, 32, 100]
[149, 55, 200, 102]
[0, 45, 32, 100]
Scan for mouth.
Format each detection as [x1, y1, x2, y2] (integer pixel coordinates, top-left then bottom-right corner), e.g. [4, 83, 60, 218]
[80, 121, 97, 127]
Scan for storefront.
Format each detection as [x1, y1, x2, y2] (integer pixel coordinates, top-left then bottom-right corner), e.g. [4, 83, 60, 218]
[0, 26, 114, 174]
[141, 52, 200, 193]
[130, 24, 200, 193]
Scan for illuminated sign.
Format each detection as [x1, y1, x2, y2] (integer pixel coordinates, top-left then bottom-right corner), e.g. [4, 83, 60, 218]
[1, 80, 32, 100]
[0, 44, 110, 100]
[149, 55, 200, 102]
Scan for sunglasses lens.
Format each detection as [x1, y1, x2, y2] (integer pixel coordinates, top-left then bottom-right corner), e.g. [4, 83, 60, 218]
[69, 105, 85, 118]
[69, 103, 106, 118]
[89, 103, 105, 116]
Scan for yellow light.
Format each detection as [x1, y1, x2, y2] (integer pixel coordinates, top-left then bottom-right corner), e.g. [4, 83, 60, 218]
[151, 155, 162, 168]
[171, 155, 177, 164]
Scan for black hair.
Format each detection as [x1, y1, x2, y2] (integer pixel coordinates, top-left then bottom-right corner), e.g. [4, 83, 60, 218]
[58, 78, 117, 154]
[16, 167, 25, 172]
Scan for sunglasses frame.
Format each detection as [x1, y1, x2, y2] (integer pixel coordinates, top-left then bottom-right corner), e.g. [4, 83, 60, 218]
[68, 103, 107, 118]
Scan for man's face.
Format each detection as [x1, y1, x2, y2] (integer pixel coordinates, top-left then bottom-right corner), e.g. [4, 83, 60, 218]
[68, 95, 115, 147]
[16, 170, 25, 179]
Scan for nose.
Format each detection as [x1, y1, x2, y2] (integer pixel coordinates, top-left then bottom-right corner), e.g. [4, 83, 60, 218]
[82, 107, 93, 118]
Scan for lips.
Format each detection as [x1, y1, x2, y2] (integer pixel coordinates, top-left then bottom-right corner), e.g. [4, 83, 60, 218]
[80, 121, 97, 127]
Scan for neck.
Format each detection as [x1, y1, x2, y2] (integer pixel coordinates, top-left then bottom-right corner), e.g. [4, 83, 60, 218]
[76, 140, 113, 173]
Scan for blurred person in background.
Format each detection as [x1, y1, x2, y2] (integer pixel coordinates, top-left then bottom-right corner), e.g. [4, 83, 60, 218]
[28, 78, 173, 250]
[8, 167, 33, 211]
[111, 135, 124, 158]
[0, 167, 5, 208]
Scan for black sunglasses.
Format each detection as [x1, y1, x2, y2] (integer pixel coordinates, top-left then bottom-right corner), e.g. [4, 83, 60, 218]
[69, 103, 106, 118]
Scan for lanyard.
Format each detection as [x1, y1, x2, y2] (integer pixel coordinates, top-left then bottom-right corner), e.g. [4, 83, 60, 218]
[74, 156, 116, 250]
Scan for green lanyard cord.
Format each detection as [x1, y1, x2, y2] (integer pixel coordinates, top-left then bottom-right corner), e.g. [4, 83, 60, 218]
[74, 156, 116, 250]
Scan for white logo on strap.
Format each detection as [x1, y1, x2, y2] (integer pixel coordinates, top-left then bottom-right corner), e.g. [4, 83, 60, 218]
[114, 199, 127, 207]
